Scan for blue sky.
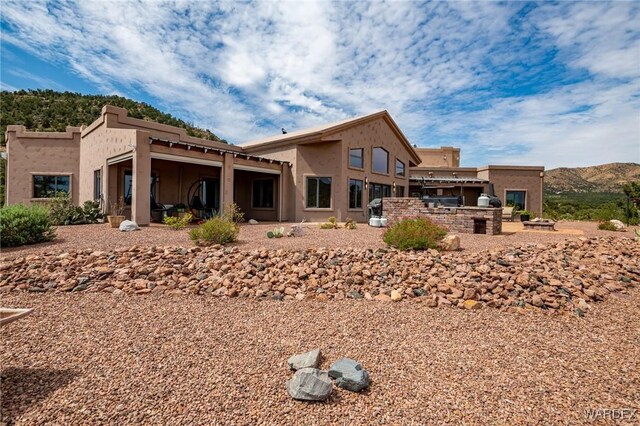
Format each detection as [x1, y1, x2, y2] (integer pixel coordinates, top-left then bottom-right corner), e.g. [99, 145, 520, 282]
[1, 1, 639, 168]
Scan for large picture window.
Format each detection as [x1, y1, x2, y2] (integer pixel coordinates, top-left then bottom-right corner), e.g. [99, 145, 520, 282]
[94, 169, 102, 200]
[505, 190, 526, 210]
[252, 178, 274, 209]
[369, 183, 391, 201]
[349, 148, 364, 169]
[396, 159, 405, 177]
[33, 175, 70, 198]
[348, 179, 363, 209]
[372, 147, 389, 174]
[306, 177, 332, 208]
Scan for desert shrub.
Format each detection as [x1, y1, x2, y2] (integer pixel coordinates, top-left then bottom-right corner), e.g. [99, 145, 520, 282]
[345, 218, 357, 230]
[383, 217, 447, 251]
[163, 213, 193, 230]
[0, 204, 55, 247]
[49, 193, 104, 225]
[267, 226, 285, 238]
[189, 216, 238, 245]
[320, 216, 339, 229]
[597, 221, 618, 231]
[222, 202, 244, 224]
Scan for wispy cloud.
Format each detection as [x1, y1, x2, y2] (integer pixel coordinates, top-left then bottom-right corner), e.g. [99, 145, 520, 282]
[1, 0, 638, 168]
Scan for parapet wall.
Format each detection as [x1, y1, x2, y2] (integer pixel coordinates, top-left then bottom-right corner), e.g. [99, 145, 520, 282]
[382, 198, 502, 235]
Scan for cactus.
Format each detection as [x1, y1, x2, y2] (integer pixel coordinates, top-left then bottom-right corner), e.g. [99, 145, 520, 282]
[267, 231, 274, 239]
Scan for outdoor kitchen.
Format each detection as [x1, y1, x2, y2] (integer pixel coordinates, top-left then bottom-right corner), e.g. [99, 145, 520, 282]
[381, 197, 502, 235]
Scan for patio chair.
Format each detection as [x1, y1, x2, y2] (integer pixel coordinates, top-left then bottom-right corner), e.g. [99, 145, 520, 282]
[502, 206, 515, 222]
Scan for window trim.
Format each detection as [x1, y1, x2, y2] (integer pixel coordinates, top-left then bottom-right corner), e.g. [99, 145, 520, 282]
[395, 158, 406, 177]
[348, 147, 365, 171]
[251, 177, 276, 210]
[504, 189, 527, 210]
[348, 178, 364, 211]
[94, 169, 102, 201]
[304, 175, 333, 211]
[372, 147, 389, 176]
[30, 172, 73, 200]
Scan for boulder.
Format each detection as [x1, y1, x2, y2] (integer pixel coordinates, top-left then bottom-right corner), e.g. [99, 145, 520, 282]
[441, 235, 460, 251]
[248, 219, 259, 225]
[609, 220, 625, 231]
[328, 358, 370, 392]
[286, 368, 333, 401]
[119, 220, 140, 232]
[288, 349, 321, 371]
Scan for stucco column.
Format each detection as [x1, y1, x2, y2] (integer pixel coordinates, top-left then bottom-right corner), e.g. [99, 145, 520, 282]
[132, 131, 151, 226]
[221, 152, 234, 212]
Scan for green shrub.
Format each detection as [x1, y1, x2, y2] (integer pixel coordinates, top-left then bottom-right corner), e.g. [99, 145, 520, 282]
[0, 204, 55, 247]
[48, 193, 104, 225]
[189, 216, 239, 245]
[597, 221, 618, 231]
[383, 217, 447, 251]
[320, 216, 339, 229]
[163, 213, 193, 230]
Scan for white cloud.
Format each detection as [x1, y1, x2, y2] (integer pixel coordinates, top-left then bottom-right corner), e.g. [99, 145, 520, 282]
[0, 0, 638, 167]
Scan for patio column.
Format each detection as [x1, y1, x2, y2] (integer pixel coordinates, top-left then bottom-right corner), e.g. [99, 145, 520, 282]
[221, 152, 234, 212]
[132, 131, 151, 226]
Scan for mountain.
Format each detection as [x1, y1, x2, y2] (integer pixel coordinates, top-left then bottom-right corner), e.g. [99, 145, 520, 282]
[544, 163, 640, 194]
[0, 89, 226, 145]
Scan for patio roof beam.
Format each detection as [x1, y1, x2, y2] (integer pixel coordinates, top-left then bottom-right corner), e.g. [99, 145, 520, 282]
[149, 137, 290, 167]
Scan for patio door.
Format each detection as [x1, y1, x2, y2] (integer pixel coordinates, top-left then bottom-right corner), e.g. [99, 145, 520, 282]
[202, 178, 220, 212]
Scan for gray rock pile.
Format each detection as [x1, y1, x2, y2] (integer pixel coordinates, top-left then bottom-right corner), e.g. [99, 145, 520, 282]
[1, 237, 637, 314]
[285, 350, 370, 401]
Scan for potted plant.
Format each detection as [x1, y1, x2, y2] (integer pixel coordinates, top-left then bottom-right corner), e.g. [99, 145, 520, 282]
[518, 209, 534, 222]
[107, 196, 126, 228]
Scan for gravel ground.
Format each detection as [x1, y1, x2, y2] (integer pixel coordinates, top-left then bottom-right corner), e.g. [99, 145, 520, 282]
[2, 292, 639, 425]
[1, 220, 636, 259]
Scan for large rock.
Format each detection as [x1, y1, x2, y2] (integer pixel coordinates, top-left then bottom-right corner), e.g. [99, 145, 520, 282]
[248, 219, 259, 225]
[288, 349, 321, 371]
[119, 220, 140, 232]
[441, 235, 460, 251]
[286, 368, 333, 401]
[609, 219, 625, 231]
[328, 358, 370, 392]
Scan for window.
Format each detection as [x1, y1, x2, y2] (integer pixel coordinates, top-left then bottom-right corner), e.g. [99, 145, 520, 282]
[33, 175, 70, 198]
[369, 183, 391, 201]
[306, 177, 332, 208]
[396, 185, 405, 197]
[124, 170, 133, 205]
[505, 190, 526, 210]
[372, 147, 389, 174]
[349, 148, 364, 169]
[348, 179, 363, 209]
[396, 159, 405, 177]
[252, 179, 274, 209]
[94, 170, 102, 200]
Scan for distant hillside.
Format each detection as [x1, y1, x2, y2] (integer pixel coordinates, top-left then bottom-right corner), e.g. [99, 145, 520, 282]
[544, 163, 640, 194]
[0, 89, 226, 145]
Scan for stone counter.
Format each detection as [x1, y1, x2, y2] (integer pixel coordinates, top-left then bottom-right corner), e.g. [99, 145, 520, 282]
[382, 198, 502, 235]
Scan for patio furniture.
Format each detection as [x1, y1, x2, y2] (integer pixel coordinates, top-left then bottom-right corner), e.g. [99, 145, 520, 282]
[0, 308, 33, 326]
[502, 206, 515, 221]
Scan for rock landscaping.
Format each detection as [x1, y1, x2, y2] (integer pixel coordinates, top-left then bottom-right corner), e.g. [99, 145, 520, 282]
[285, 351, 370, 401]
[0, 237, 637, 314]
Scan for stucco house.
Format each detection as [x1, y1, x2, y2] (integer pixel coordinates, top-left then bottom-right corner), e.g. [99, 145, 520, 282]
[4, 105, 544, 225]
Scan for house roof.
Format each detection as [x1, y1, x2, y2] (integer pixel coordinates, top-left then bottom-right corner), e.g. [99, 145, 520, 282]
[239, 110, 422, 166]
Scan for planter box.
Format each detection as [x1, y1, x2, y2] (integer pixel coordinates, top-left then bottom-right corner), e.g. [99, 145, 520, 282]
[107, 215, 125, 228]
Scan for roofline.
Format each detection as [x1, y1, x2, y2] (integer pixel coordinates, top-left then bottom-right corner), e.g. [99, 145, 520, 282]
[476, 165, 545, 171]
[240, 111, 422, 165]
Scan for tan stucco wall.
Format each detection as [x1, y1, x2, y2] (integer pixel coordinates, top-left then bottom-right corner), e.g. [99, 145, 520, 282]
[478, 166, 544, 216]
[415, 147, 460, 167]
[248, 116, 415, 222]
[79, 121, 138, 209]
[5, 126, 81, 205]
